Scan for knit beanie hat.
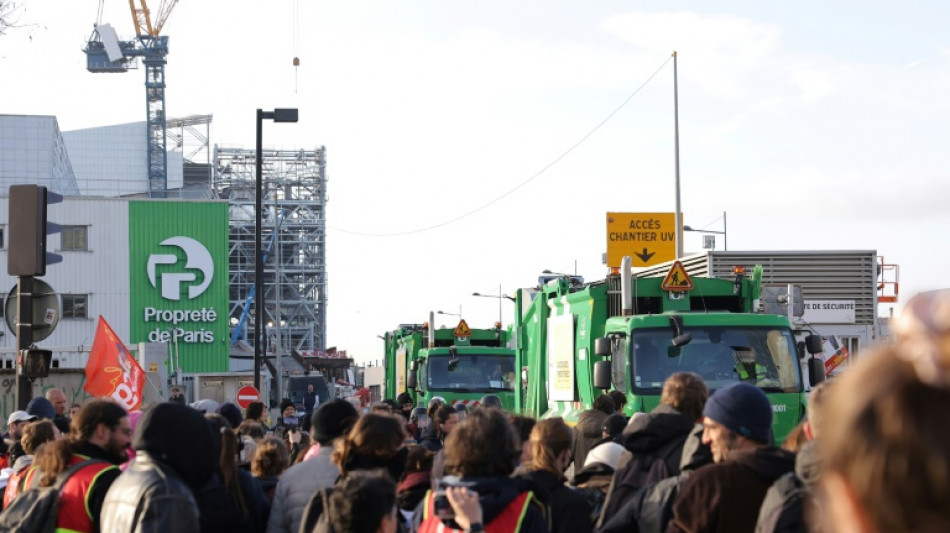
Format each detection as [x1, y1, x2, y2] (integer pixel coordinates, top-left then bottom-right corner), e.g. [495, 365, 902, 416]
[26, 397, 55, 420]
[310, 398, 359, 445]
[584, 441, 625, 470]
[217, 402, 243, 429]
[702, 383, 772, 443]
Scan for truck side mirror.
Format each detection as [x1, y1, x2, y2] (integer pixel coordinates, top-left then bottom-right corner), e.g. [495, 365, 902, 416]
[593, 360, 611, 391]
[805, 334, 823, 355]
[808, 357, 826, 387]
[594, 337, 611, 357]
[796, 340, 807, 360]
[407, 371, 417, 390]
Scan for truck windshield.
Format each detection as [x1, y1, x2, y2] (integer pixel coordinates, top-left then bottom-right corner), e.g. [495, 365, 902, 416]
[427, 354, 515, 392]
[631, 326, 801, 392]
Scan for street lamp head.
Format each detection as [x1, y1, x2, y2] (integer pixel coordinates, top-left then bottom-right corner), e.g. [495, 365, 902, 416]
[683, 225, 695, 231]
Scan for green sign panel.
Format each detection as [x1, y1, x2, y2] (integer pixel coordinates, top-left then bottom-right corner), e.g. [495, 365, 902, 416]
[129, 202, 229, 372]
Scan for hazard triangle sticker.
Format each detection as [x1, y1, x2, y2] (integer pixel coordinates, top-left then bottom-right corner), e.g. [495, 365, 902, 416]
[661, 261, 694, 291]
[454, 320, 472, 338]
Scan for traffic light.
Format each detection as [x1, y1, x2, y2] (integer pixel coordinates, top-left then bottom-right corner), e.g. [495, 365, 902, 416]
[8, 184, 62, 277]
[21, 348, 52, 379]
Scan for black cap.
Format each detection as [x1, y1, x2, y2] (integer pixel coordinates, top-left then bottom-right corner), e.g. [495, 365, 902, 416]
[310, 399, 359, 445]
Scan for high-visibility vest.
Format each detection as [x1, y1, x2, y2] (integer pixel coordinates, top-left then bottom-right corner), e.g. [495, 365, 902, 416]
[417, 489, 536, 533]
[23, 454, 117, 533]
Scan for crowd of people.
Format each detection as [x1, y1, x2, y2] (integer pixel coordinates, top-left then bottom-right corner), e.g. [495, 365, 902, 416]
[0, 290, 949, 532]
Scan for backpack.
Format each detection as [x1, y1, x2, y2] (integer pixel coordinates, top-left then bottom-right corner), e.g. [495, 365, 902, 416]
[298, 487, 336, 533]
[598, 436, 684, 526]
[0, 459, 105, 533]
[755, 472, 814, 533]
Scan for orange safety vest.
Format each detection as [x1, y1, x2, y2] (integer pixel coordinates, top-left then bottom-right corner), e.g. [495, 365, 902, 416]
[20, 454, 116, 533]
[418, 489, 535, 533]
[3, 464, 31, 507]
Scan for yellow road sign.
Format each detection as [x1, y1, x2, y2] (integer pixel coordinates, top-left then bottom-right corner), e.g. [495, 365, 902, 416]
[606, 212, 679, 267]
[454, 320, 472, 338]
[661, 261, 694, 291]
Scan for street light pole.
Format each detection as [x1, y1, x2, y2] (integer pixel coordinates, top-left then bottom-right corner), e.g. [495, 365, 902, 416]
[254, 108, 298, 392]
[473, 285, 515, 326]
[683, 211, 728, 251]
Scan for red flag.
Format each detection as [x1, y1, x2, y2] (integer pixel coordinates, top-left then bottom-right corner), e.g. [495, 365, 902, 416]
[84, 316, 146, 411]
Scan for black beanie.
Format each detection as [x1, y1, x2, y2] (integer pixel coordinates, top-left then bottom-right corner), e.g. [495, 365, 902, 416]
[702, 383, 772, 443]
[311, 399, 359, 445]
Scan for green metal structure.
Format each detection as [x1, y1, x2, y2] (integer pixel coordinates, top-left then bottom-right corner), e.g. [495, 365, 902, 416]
[384, 319, 516, 410]
[514, 261, 811, 442]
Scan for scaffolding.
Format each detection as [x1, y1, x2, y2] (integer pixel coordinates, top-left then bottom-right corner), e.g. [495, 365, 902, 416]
[213, 146, 328, 362]
[166, 114, 212, 199]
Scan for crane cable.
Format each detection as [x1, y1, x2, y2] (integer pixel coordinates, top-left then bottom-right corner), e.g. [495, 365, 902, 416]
[328, 53, 675, 237]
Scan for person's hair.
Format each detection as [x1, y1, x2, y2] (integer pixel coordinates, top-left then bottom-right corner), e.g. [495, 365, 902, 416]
[251, 436, 288, 478]
[444, 407, 518, 478]
[510, 415, 536, 449]
[237, 420, 265, 440]
[433, 404, 456, 437]
[371, 402, 393, 414]
[329, 471, 396, 533]
[661, 372, 708, 421]
[292, 432, 312, 464]
[426, 398, 445, 420]
[822, 346, 950, 533]
[781, 421, 808, 452]
[608, 390, 627, 412]
[21, 419, 56, 454]
[528, 417, 573, 481]
[245, 402, 265, 422]
[34, 400, 127, 487]
[401, 444, 435, 478]
[205, 413, 247, 516]
[172, 387, 180, 392]
[592, 394, 616, 415]
[806, 381, 832, 438]
[333, 414, 406, 476]
[70, 403, 81, 410]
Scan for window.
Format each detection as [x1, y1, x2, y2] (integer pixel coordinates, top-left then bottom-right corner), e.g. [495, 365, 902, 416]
[61, 226, 88, 251]
[62, 294, 88, 319]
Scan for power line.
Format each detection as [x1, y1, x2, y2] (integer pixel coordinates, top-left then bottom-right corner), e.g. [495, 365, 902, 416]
[329, 54, 674, 237]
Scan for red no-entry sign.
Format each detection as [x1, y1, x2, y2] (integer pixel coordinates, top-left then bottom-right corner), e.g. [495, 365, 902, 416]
[236, 385, 261, 409]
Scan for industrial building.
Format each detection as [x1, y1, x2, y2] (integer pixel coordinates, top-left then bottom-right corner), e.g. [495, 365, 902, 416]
[0, 114, 330, 403]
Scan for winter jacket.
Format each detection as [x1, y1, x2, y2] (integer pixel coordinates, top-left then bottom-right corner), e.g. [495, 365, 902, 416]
[411, 476, 548, 533]
[100, 451, 201, 533]
[599, 426, 712, 533]
[600, 404, 696, 523]
[266, 444, 339, 533]
[666, 446, 796, 533]
[572, 409, 609, 472]
[519, 469, 592, 533]
[397, 471, 432, 514]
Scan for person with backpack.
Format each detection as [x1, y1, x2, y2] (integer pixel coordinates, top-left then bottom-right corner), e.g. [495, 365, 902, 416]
[517, 417, 593, 533]
[267, 398, 359, 533]
[597, 425, 712, 533]
[755, 382, 832, 533]
[412, 407, 547, 533]
[599, 372, 707, 525]
[666, 383, 795, 533]
[99, 402, 218, 532]
[19, 400, 129, 533]
[2, 419, 56, 507]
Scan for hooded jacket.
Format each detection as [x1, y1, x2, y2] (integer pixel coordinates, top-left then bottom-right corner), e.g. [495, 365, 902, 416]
[412, 476, 547, 533]
[600, 404, 696, 523]
[754, 439, 823, 533]
[666, 445, 796, 533]
[100, 403, 216, 533]
[572, 409, 609, 472]
[599, 426, 712, 533]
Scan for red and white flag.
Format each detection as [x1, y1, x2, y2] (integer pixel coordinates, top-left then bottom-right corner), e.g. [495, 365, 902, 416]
[84, 316, 146, 411]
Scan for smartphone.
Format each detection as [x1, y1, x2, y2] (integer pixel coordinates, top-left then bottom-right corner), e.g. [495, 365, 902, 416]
[283, 416, 299, 430]
[433, 489, 454, 519]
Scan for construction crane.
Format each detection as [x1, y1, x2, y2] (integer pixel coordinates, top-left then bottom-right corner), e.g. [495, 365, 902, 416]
[83, 1, 179, 198]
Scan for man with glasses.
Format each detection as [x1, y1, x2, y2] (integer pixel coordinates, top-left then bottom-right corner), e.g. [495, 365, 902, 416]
[24, 400, 130, 533]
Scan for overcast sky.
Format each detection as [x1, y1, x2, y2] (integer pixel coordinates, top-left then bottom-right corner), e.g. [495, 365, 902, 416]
[3, 1, 948, 364]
